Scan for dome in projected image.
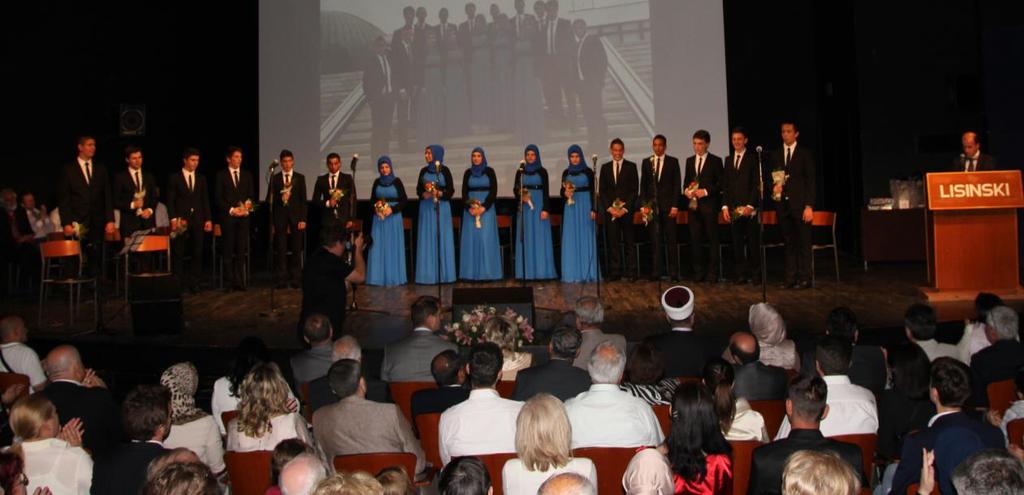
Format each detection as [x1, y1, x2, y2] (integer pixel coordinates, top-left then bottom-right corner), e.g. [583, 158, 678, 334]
[321, 11, 383, 74]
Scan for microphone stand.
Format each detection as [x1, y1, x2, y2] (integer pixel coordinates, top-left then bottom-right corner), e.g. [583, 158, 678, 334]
[590, 155, 601, 299]
[260, 162, 281, 318]
[516, 162, 526, 285]
[756, 147, 768, 303]
[347, 155, 360, 311]
[434, 162, 443, 303]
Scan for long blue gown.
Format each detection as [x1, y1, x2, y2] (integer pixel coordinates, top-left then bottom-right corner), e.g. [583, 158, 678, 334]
[514, 159, 557, 279]
[560, 161, 600, 283]
[415, 158, 457, 284]
[460, 165, 502, 280]
[367, 174, 408, 286]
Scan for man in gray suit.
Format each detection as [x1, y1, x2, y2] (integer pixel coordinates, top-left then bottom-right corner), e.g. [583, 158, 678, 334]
[290, 314, 334, 389]
[381, 296, 457, 382]
[571, 296, 627, 369]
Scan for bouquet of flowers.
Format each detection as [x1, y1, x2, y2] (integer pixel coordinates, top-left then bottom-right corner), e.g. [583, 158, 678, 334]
[424, 182, 440, 204]
[445, 305, 535, 347]
[771, 170, 788, 202]
[374, 200, 390, 220]
[330, 188, 347, 217]
[170, 218, 189, 239]
[731, 206, 751, 222]
[71, 221, 88, 239]
[237, 199, 256, 215]
[133, 189, 147, 216]
[611, 198, 627, 221]
[281, 183, 292, 206]
[684, 181, 700, 211]
[563, 180, 576, 206]
[639, 201, 657, 226]
[467, 199, 483, 228]
[520, 187, 534, 211]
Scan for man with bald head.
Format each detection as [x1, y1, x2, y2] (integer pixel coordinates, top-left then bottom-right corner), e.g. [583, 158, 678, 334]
[538, 472, 596, 495]
[41, 345, 121, 454]
[726, 331, 788, 401]
[952, 131, 997, 172]
[280, 454, 327, 495]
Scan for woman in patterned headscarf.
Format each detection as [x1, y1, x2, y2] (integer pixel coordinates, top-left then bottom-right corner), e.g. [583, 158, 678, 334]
[160, 362, 225, 476]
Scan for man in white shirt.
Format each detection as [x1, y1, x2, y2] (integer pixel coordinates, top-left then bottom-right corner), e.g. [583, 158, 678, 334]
[439, 342, 523, 465]
[0, 316, 46, 391]
[776, 336, 878, 439]
[905, 303, 959, 362]
[564, 341, 664, 448]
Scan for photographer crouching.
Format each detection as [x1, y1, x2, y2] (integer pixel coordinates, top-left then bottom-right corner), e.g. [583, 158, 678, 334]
[299, 228, 367, 339]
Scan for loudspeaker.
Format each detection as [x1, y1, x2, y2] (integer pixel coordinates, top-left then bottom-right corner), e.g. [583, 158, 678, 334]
[451, 287, 535, 327]
[129, 273, 183, 335]
[119, 104, 146, 137]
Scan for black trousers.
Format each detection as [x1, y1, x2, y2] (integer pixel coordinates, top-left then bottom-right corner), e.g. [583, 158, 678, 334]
[394, 88, 414, 148]
[369, 96, 396, 160]
[603, 211, 636, 277]
[646, 211, 679, 278]
[777, 203, 812, 283]
[688, 203, 720, 278]
[580, 80, 606, 153]
[729, 214, 761, 279]
[221, 216, 249, 287]
[172, 221, 205, 288]
[274, 221, 304, 284]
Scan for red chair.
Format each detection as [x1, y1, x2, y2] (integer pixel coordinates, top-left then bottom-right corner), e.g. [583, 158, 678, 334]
[830, 433, 878, 482]
[334, 452, 416, 478]
[495, 380, 516, 398]
[415, 413, 443, 469]
[652, 404, 671, 437]
[572, 447, 636, 495]
[0, 373, 31, 401]
[906, 483, 938, 494]
[221, 410, 239, 431]
[476, 452, 518, 495]
[987, 379, 1017, 414]
[388, 382, 437, 424]
[729, 440, 761, 495]
[748, 400, 786, 440]
[1007, 418, 1024, 449]
[224, 450, 272, 495]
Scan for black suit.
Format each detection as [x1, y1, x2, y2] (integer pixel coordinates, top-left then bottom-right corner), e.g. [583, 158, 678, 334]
[768, 144, 816, 284]
[214, 167, 255, 288]
[639, 155, 681, 278]
[891, 412, 1004, 495]
[722, 150, 762, 280]
[732, 361, 788, 401]
[113, 168, 159, 238]
[312, 172, 357, 235]
[598, 159, 639, 278]
[643, 329, 707, 378]
[57, 160, 114, 275]
[270, 171, 308, 285]
[308, 373, 389, 413]
[575, 33, 607, 151]
[876, 390, 935, 460]
[968, 339, 1024, 407]
[363, 51, 397, 159]
[42, 381, 121, 455]
[511, 359, 592, 401]
[301, 247, 352, 336]
[91, 441, 168, 495]
[390, 40, 416, 149]
[683, 154, 723, 279]
[411, 385, 470, 419]
[748, 429, 864, 495]
[950, 153, 997, 172]
[166, 170, 211, 290]
[539, 17, 574, 122]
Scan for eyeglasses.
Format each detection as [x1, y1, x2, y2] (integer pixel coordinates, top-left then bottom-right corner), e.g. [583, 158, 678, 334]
[16, 472, 28, 486]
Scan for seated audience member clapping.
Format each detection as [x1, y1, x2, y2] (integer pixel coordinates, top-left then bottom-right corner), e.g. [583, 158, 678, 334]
[564, 341, 663, 449]
[282, 454, 329, 495]
[904, 303, 959, 362]
[440, 457, 491, 495]
[950, 449, 1024, 495]
[502, 394, 597, 494]
[748, 303, 798, 371]
[703, 358, 768, 442]
[0, 451, 49, 495]
[439, 343, 523, 465]
[40, 345, 121, 455]
[621, 448, 675, 495]
[538, 472, 597, 495]
[725, 332, 788, 402]
[159, 362, 225, 476]
[619, 342, 679, 406]
[9, 394, 91, 494]
[512, 327, 591, 402]
[876, 343, 934, 461]
[267, 439, 318, 495]
[410, 350, 470, 420]
[142, 459, 219, 495]
[92, 385, 172, 495]
[781, 450, 861, 495]
[381, 295, 457, 383]
[226, 362, 316, 453]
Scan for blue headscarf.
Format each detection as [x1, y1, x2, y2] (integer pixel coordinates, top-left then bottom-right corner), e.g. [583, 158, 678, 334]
[426, 144, 445, 173]
[470, 147, 488, 177]
[566, 144, 587, 174]
[523, 144, 543, 173]
[377, 155, 396, 186]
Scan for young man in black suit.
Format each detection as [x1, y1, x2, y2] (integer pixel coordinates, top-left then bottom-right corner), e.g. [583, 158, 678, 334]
[769, 121, 816, 289]
[311, 153, 357, 236]
[91, 385, 171, 495]
[214, 146, 255, 291]
[512, 327, 591, 401]
[952, 131, 997, 172]
[411, 350, 470, 420]
[270, 149, 308, 289]
[391, 26, 416, 152]
[166, 147, 213, 293]
[683, 129, 723, 283]
[598, 138, 639, 280]
[363, 36, 396, 160]
[721, 128, 762, 284]
[639, 134, 681, 281]
[56, 136, 116, 275]
[573, 19, 607, 152]
[540, 0, 574, 125]
[113, 146, 158, 239]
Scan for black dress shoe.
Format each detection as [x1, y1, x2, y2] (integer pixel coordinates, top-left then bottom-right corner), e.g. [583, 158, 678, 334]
[606, 274, 621, 282]
[793, 280, 811, 290]
[779, 280, 795, 289]
[647, 274, 660, 282]
[625, 275, 637, 282]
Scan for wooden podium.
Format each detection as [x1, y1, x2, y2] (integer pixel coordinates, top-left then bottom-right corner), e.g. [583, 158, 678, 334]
[923, 170, 1024, 301]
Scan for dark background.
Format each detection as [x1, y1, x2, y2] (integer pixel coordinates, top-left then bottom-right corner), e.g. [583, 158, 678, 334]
[1, 0, 1021, 257]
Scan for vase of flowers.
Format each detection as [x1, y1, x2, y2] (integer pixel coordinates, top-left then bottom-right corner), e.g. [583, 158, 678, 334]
[445, 305, 535, 348]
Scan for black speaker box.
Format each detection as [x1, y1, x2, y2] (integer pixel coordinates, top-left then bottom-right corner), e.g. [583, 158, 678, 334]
[129, 273, 183, 335]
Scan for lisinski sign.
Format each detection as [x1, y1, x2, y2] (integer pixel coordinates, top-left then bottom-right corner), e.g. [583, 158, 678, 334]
[927, 171, 1024, 210]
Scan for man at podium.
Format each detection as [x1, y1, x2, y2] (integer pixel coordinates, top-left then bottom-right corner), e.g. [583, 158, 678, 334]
[952, 131, 997, 172]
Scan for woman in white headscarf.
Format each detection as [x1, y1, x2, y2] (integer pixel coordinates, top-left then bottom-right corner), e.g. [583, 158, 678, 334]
[748, 303, 799, 371]
[160, 362, 225, 476]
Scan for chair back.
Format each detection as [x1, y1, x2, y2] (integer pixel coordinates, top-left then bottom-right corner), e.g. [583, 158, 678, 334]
[476, 452, 518, 495]
[221, 410, 239, 430]
[495, 380, 516, 398]
[572, 447, 636, 495]
[497, 215, 513, 229]
[729, 440, 761, 495]
[812, 211, 837, 227]
[388, 382, 437, 424]
[987, 379, 1017, 414]
[415, 413, 443, 468]
[748, 400, 786, 439]
[829, 433, 877, 481]
[224, 450, 272, 495]
[41, 240, 81, 259]
[676, 210, 688, 224]
[0, 373, 31, 402]
[759, 210, 778, 225]
[333, 452, 417, 480]
[652, 404, 671, 437]
[1007, 418, 1024, 449]
[135, 235, 170, 254]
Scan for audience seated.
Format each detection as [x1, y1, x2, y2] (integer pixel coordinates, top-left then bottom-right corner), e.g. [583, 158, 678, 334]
[440, 456, 491, 495]
[439, 342, 523, 464]
[142, 459, 219, 495]
[381, 296, 457, 383]
[876, 343, 935, 460]
[312, 358, 425, 475]
[644, 286, 708, 378]
[619, 342, 679, 406]
[824, 307, 887, 396]
[410, 350, 470, 419]
[40, 345, 121, 455]
[483, 316, 533, 381]
[309, 336, 388, 412]
[572, 297, 627, 370]
[969, 305, 1024, 407]
[905, 303, 958, 362]
[956, 293, 1004, 364]
[269, 439, 318, 495]
[0, 315, 47, 391]
[564, 341, 663, 449]
[748, 303, 798, 371]
[92, 384, 172, 495]
[313, 470, 383, 495]
[654, 381, 734, 494]
[776, 336, 878, 439]
[144, 448, 202, 485]
[748, 375, 864, 495]
[951, 448, 1024, 495]
[0, 451, 35, 495]
[726, 332, 788, 402]
[781, 450, 860, 495]
[704, 358, 768, 442]
[291, 314, 336, 388]
[212, 336, 273, 435]
[376, 466, 415, 495]
[502, 393, 597, 494]
[159, 362, 225, 476]
[226, 362, 316, 453]
[512, 327, 591, 401]
[538, 472, 597, 495]
[995, 368, 1024, 440]
[10, 394, 92, 494]
[621, 448, 675, 495]
[282, 454, 329, 495]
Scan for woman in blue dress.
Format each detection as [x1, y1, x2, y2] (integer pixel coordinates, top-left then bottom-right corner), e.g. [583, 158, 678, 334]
[366, 156, 408, 286]
[415, 144, 457, 284]
[560, 144, 600, 282]
[459, 147, 502, 280]
[513, 144, 557, 280]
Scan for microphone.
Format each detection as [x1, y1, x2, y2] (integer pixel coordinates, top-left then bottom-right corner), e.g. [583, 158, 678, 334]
[591, 154, 598, 165]
[349, 154, 359, 172]
[269, 159, 280, 170]
[519, 160, 526, 170]
[755, 146, 763, 154]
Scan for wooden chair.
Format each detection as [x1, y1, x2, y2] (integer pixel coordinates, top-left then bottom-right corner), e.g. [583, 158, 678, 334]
[0, 373, 31, 401]
[830, 433, 878, 482]
[906, 483, 938, 494]
[334, 452, 416, 479]
[495, 380, 516, 398]
[212, 224, 251, 289]
[388, 382, 437, 424]
[748, 400, 786, 440]
[1007, 418, 1024, 449]
[221, 410, 239, 430]
[729, 440, 761, 495]
[572, 447, 636, 495]
[810, 211, 840, 286]
[224, 450, 272, 495]
[652, 404, 671, 437]
[124, 234, 171, 301]
[476, 453, 518, 495]
[415, 413, 443, 468]
[987, 379, 1017, 414]
[38, 240, 97, 328]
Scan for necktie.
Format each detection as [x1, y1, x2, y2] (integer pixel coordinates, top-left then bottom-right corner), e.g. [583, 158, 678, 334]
[380, 56, 391, 93]
[785, 147, 792, 166]
[285, 173, 291, 186]
[134, 170, 142, 192]
[735, 154, 741, 170]
[614, 161, 620, 184]
[233, 169, 239, 188]
[330, 175, 336, 190]
[656, 157, 662, 182]
[697, 156, 703, 176]
[969, 158, 976, 172]
[84, 162, 92, 185]
[548, 20, 555, 54]
[515, 15, 521, 37]
[187, 173, 193, 192]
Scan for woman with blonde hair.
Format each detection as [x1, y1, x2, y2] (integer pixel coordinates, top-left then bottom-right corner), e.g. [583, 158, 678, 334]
[9, 394, 92, 494]
[376, 466, 415, 495]
[313, 471, 383, 495]
[748, 303, 798, 370]
[782, 450, 860, 495]
[225, 362, 316, 453]
[502, 393, 596, 494]
[159, 362, 225, 475]
[482, 316, 532, 381]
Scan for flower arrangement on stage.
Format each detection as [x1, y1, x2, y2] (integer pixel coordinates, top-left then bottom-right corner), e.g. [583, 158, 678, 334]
[771, 171, 788, 202]
[684, 181, 700, 211]
[467, 199, 483, 228]
[170, 219, 189, 239]
[71, 221, 87, 239]
[133, 189, 147, 216]
[639, 201, 656, 226]
[563, 181, 576, 206]
[374, 200, 390, 220]
[445, 306, 535, 348]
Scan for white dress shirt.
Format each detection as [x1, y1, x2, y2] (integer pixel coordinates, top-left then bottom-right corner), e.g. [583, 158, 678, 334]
[775, 375, 878, 439]
[76, 157, 92, 185]
[25, 208, 54, 239]
[164, 415, 226, 474]
[916, 339, 960, 363]
[724, 398, 768, 442]
[564, 384, 665, 448]
[439, 389, 523, 465]
[502, 457, 597, 495]
[783, 142, 797, 166]
[0, 342, 47, 388]
[20, 438, 93, 495]
[225, 412, 314, 453]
